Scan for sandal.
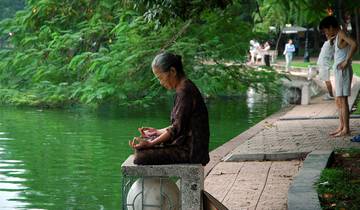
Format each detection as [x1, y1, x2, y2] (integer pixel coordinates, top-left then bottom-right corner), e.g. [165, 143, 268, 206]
[351, 135, 360, 142]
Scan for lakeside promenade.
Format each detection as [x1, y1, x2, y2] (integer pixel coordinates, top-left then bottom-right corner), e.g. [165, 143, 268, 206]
[204, 67, 360, 209]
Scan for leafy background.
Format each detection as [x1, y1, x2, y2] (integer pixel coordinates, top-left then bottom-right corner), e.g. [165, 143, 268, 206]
[4, 0, 359, 108]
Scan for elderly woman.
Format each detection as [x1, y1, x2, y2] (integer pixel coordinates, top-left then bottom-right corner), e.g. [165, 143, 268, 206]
[129, 52, 210, 166]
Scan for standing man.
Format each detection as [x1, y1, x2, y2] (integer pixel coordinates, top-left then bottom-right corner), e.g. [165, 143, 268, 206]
[283, 39, 295, 72]
[317, 35, 335, 100]
[320, 16, 358, 137]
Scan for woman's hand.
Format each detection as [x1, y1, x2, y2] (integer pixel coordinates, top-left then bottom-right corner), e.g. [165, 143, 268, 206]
[138, 127, 159, 138]
[129, 137, 154, 149]
[337, 60, 349, 71]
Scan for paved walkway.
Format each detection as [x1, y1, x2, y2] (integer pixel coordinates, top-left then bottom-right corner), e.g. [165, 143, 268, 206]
[204, 67, 360, 209]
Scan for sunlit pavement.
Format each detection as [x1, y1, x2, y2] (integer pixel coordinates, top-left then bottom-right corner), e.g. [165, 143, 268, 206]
[204, 65, 360, 210]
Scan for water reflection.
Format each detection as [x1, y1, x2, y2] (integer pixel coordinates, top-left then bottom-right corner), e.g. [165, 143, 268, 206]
[0, 107, 168, 209]
[246, 87, 284, 125]
[0, 93, 283, 209]
[0, 145, 30, 209]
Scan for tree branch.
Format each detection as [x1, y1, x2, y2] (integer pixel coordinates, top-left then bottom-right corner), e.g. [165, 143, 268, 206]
[160, 19, 193, 51]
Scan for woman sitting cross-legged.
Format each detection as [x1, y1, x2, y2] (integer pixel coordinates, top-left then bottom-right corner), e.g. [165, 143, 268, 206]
[129, 52, 210, 166]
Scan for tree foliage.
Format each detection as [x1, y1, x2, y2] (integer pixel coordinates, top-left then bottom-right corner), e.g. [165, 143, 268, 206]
[0, 0, 281, 108]
[122, 0, 232, 25]
[254, 0, 360, 31]
[253, 0, 329, 32]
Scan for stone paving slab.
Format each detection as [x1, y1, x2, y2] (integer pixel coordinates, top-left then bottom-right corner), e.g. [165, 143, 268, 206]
[223, 151, 308, 162]
[228, 119, 360, 159]
[228, 119, 360, 156]
[227, 119, 360, 157]
[280, 98, 337, 120]
[205, 161, 302, 210]
[204, 107, 293, 176]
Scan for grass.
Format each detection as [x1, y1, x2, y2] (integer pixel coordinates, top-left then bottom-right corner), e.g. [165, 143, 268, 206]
[290, 61, 317, 68]
[317, 149, 360, 210]
[353, 53, 360, 61]
[351, 63, 360, 114]
[353, 63, 360, 77]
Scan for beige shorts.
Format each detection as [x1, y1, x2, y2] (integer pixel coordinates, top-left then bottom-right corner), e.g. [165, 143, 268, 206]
[318, 66, 331, 81]
[334, 65, 353, 97]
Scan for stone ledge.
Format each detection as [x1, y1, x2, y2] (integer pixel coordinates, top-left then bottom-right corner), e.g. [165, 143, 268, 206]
[121, 155, 203, 179]
[287, 150, 333, 210]
[223, 152, 308, 162]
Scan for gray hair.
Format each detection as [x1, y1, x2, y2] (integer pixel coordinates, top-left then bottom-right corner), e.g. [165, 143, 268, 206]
[152, 52, 185, 77]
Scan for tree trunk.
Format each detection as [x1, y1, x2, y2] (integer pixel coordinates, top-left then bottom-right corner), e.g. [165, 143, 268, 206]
[255, 0, 263, 22]
[313, 27, 320, 52]
[355, 8, 360, 54]
[304, 28, 310, 62]
[335, 0, 344, 27]
[275, 29, 282, 53]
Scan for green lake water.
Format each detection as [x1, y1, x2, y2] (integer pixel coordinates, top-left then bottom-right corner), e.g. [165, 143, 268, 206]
[0, 89, 282, 209]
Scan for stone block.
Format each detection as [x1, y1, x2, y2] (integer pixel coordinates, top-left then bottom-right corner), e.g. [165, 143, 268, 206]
[281, 76, 312, 105]
[223, 152, 308, 162]
[121, 155, 204, 210]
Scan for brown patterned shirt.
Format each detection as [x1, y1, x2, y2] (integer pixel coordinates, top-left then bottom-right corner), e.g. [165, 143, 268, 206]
[167, 79, 210, 165]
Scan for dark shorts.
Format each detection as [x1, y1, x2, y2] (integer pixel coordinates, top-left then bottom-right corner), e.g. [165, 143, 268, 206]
[134, 145, 190, 165]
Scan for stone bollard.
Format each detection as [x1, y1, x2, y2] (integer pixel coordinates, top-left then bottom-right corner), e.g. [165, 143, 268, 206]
[121, 155, 204, 210]
[301, 83, 310, 105]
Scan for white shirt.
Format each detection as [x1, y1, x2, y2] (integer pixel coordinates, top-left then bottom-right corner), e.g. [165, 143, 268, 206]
[283, 43, 295, 55]
[317, 40, 334, 69]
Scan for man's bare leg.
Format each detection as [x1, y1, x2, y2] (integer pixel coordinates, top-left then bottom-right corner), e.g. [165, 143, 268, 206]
[334, 97, 350, 137]
[251, 53, 256, 64]
[330, 97, 344, 135]
[325, 81, 334, 97]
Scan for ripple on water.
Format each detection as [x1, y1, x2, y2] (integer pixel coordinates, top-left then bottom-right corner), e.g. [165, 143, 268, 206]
[0, 160, 23, 163]
[0, 138, 14, 141]
[0, 191, 30, 209]
[0, 169, 26, 173]
[0, 159, 30, 209]
[0, 163, 24, 168]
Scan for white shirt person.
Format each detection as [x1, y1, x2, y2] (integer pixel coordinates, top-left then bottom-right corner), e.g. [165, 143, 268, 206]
[283, 39, 295, 71]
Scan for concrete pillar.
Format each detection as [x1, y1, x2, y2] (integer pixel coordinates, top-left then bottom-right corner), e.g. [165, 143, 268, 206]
[301, 83, 310, 105]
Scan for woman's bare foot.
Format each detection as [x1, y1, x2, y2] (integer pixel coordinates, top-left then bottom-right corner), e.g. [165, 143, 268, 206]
[329, 128, 342, 136]
[333, 129, 350, 137]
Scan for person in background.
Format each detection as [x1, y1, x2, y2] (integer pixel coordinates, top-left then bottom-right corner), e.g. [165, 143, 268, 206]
[320, 16, 358, 137]
[249, 39, 260, 64]
[263, 41, 271, 66]
[283, 39, 295, 72]
[317, 35, 335, 100]
[129, 52, 210, 165]
[256, 43, 264, 65]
